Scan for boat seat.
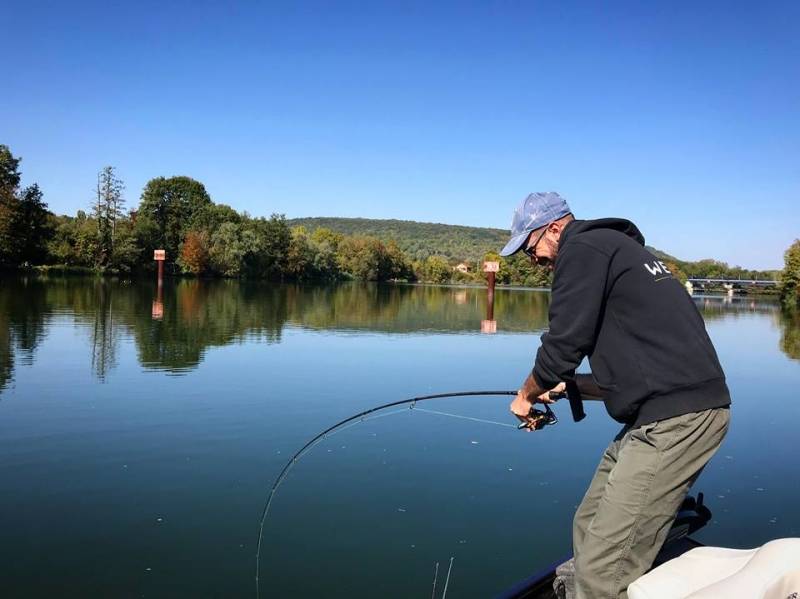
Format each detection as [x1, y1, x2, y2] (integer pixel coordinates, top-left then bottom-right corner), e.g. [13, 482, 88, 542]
[628, 538, 800, 599]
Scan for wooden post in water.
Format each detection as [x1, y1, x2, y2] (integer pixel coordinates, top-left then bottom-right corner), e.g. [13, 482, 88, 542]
[152, 250, 166, 320]
[481, 261, 499, 334]
[154, 249, 165, 287]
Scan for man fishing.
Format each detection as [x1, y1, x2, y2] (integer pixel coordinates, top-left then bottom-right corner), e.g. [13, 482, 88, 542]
[500, 192, 731, 599]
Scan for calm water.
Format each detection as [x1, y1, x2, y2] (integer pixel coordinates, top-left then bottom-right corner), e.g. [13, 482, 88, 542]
[1, 277, 798, 598]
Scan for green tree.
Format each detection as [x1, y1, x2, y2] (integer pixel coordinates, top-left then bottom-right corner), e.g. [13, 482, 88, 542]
[109, 217, 141, 272]
[0, 145, 21, 192]
[209, 222, 244, 276]
[419, 255, 451, 283]
[208, 222, 262, 277]
[73, 211, 101, 266]
[18, 184, 53, 264]
[286, 227, 316, 280]
[385, 240, 414, 281]
[310, 237, 341, 280]
[779, 240, 800, 309]
[137, 176, 212, 266]
[246, 214, 291, 278]
[0, 145, 24, 265]
[0, 146, 53, 266]
[311, 227, 343, 250]
[336, 235, 393, 281]
[189, 202, 240, 232]
[92, 166, 125, 266]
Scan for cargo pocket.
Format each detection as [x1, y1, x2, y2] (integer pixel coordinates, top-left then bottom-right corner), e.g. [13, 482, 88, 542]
[587, 432, 661, 544]
[630, 421, 659, 450]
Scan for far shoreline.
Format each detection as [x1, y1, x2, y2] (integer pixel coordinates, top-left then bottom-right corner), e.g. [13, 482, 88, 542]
[2, 266, 781, 298]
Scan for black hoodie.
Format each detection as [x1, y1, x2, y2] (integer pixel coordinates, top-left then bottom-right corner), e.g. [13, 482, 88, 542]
[532, 218, 731, 427]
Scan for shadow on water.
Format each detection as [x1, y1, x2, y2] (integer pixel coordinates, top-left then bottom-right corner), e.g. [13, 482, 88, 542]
[1, 278, 798, 393]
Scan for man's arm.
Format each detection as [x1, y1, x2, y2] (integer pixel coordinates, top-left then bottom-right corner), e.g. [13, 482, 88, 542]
[511, 242, 611, 427]
[532, 242, 611, 390]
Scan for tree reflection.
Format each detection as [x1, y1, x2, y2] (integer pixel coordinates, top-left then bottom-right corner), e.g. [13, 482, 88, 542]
[2, 280, 794, 391]
[778, 309, 800, 361]
[693, 295, 781, 320]
[693, 295, 800, 362]
[0, 278, 552, 385]
[0, 277, 50, 393]
[90, 281, 119, 380]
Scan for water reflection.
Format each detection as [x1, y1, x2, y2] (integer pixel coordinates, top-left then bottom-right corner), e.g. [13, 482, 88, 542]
[693, 295, 800, 361]
[779, 309, 800, 361]
[693, 295, 781, 319]
[0, 278, 50, 390]
[1, 278, 798, 391]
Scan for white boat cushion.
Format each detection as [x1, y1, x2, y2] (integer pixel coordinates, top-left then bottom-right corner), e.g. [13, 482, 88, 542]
[628, 538, 800, 599]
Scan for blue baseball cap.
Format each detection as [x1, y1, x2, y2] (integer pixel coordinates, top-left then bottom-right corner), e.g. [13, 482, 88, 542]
[499, 192, 572, 257]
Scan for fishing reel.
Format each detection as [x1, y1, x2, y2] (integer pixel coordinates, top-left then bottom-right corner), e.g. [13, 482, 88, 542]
[517, 403, 558, 430]
[515, 389, 567, 431]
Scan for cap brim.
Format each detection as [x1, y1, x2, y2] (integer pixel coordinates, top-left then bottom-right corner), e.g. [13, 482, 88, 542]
[499, 231, 530, 257]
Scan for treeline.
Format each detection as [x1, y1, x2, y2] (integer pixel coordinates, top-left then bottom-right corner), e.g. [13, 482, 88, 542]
[3, 144, 534, 284]
[294, 219, 781, 283]
[0, 143, 786, 289]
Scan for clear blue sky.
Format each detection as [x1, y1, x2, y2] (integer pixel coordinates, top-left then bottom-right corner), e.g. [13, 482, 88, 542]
[4, 1, 798, 270]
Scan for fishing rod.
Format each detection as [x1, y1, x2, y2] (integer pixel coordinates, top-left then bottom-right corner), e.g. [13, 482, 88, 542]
[253, 388, 585, 597]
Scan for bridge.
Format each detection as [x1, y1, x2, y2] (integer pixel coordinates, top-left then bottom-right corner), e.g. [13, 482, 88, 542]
[687, 278, 778, 287]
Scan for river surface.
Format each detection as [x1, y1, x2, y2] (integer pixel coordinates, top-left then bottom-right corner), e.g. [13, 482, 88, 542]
[1, 277, 798, 598]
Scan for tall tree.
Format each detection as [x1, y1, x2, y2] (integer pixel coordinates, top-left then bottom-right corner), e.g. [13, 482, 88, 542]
[92, 166, 125, 266]
[0, 145, 23, 265]
[780, 240, 800, 309]
[137, 176, 212, 266]
[0, 145, 21, 192]
[18, 184, 53, 264]
[0, 146, 52, 266]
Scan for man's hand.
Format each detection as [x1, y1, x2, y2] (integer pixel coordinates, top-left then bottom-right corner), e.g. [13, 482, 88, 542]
[510, 380, 566, 430]
[510, 390, 543, 430]
[547, 381, 567, 398]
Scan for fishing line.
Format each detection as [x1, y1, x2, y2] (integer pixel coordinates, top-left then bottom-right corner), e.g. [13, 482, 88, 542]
[442, 556, 455, 599]
[254, 390, 520, 598]
[412, 407, 517, 429]
[431, 561, 440, 599]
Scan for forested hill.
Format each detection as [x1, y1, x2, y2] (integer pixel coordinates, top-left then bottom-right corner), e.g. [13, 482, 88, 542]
[287, 217, 779, 281]
[287, 217, 508, 262]
[289, 216, 671, 263]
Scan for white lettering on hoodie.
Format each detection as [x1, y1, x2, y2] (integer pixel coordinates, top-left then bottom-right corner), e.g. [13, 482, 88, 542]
[644, 261, 671, 277]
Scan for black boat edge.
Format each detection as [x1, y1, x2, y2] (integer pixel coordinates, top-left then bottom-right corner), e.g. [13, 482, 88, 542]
[495, 493, 712, 599]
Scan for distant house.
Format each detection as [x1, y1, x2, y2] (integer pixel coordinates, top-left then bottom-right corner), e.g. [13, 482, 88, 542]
[454, 262, 471, 274]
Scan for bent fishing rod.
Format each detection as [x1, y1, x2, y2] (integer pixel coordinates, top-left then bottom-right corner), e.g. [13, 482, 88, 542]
[254, 386, 600, 597]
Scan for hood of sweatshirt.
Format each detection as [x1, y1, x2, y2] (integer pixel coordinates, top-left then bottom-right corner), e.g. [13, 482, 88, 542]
[562, 218, 645, 247]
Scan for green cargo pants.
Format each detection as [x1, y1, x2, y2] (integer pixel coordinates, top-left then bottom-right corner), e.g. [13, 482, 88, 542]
[573, 407, 730, 599]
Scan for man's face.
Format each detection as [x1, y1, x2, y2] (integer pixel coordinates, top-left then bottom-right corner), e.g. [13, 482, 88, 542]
[524, 223, 562, 270]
